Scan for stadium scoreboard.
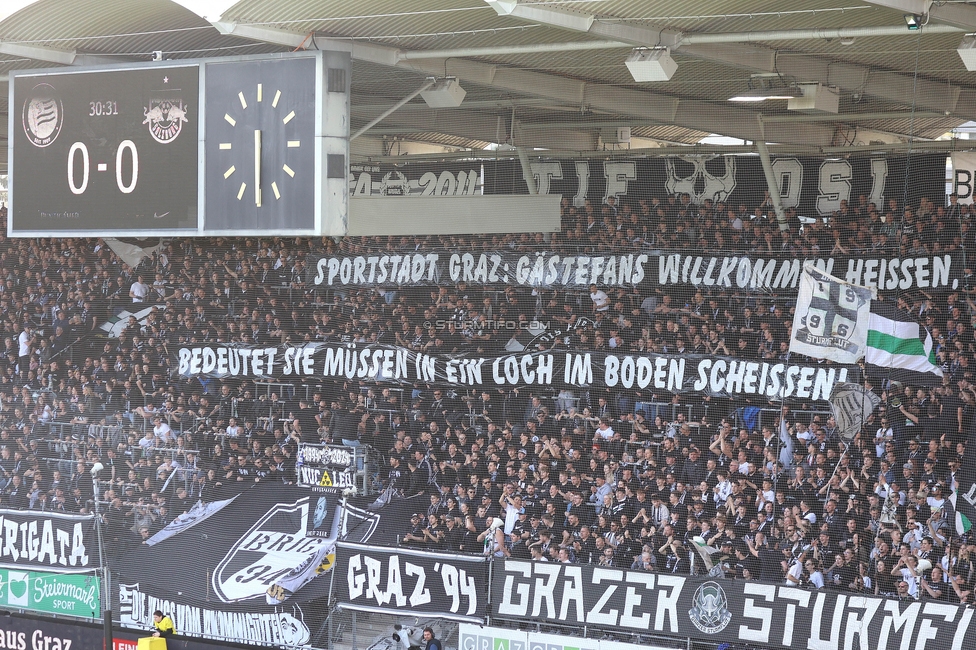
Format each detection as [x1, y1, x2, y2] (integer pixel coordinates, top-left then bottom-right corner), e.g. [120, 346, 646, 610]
[8, 51, 350, 237]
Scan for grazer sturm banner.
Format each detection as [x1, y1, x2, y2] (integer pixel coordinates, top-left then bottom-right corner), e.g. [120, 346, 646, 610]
[490, 559, 976, 650]
[0, 510, 93, 571]
[174, 343, 859, 399]
[353, 153, 947, 219]
[303, 250, 963, 293]
[334, 543, 489, 623]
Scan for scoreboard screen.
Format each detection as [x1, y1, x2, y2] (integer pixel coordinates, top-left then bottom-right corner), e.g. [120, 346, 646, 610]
[10, 65, 199, 233]
[8, 51, 351, 237]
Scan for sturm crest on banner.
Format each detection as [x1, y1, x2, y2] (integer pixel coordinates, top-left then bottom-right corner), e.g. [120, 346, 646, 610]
[111, 485, 347, 609]
[489, 558, 976, 650]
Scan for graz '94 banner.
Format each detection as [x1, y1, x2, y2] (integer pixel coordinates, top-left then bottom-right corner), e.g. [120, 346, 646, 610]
[334, 543, 488, 623]
[174, 343, 859, 399]
[304, 249, 963, 293]
[490, 559, 976, 650]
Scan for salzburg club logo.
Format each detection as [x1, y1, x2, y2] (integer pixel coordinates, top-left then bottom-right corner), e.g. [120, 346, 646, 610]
[688, 581, 732, 634]
[143, 97, 188, 144]
[22, 82, 63, 147]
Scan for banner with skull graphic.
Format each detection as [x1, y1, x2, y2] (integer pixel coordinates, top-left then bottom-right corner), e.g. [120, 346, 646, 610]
[510, 153, 946, 217]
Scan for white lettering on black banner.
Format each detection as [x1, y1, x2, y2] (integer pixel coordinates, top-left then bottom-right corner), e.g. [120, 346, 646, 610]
[337, 543, 487, 622]
[174, 345, 853, 400]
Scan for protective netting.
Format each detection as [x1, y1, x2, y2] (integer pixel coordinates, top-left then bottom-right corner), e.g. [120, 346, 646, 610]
[2, 29, 975, 650]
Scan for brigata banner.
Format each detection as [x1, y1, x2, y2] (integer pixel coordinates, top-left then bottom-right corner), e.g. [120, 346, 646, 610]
[174, 343, 857, 399]
[304, 249, 963, 293]
[0, 569, 100, 618]
[334, 543, 489, 623]
[490, 559, 976, 650]
[0, 509, 93, 571]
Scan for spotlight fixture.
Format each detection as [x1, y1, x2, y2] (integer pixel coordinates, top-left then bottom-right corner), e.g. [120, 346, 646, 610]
[420, 77, 466, 108]
[625, 48, 677, 82]
[959, 34, 976, 72]
[729, 74, 799, 102]
[905, 14, 923, 30]
[787, 83, 839, 114]
[728, 88, 798, 102]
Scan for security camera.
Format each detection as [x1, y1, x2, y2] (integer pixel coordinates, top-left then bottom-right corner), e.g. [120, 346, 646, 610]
[152, 51, 163, 61]
[90, 462, 104, 477]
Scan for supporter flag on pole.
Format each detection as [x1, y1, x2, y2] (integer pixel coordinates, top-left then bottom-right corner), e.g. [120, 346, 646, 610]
[789, 263, 874, 363]
[828, 382, 881, 442]
[953, 429, 976, 536]
[866, 301, 943, 377]
[778, 417, 794, 469]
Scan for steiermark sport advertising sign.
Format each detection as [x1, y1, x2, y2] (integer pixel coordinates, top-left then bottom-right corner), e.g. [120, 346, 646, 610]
[0, 569, 100, 618]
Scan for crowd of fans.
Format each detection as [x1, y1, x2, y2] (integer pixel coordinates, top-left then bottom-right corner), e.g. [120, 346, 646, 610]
[0, 188, 971, 595]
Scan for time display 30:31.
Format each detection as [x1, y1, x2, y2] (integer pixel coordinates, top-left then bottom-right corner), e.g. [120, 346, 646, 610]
[12, 65, 199, 232]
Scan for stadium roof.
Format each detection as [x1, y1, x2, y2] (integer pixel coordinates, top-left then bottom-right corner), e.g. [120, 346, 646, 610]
[2, 0, 976, 171]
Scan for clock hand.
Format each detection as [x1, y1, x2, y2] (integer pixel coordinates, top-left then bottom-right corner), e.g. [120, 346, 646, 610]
[254, 129, 262, 207]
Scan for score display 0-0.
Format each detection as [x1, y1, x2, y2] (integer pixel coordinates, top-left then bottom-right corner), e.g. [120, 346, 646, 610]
[8, 51, 351, 237]
[12, 64, 200, 232]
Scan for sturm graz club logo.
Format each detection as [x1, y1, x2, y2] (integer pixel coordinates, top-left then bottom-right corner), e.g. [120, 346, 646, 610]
[143, 97, 188, 144]
[688, 581, 732, 634]
[22, 82, 63, 147]
[212, 497, 335, 603]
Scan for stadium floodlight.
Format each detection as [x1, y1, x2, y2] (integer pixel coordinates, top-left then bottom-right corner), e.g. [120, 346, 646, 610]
[625, 48, 678, 82]
[729, 88, 798, 102]
[787, 83, 840, 113]
[421, 77, 467, 108]
[959, 35, 976, 72]
[905, 14, 923, 31]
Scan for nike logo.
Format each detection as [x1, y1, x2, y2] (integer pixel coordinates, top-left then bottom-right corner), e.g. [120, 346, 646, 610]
[153, 212, 170, 219]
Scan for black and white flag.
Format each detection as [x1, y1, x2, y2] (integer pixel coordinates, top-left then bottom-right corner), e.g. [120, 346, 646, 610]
[828, 382, 881, 441]
[789, 263, 874, 363]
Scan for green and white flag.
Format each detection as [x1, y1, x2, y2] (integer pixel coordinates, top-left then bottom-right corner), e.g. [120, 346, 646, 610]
[866, 302, 943, 376]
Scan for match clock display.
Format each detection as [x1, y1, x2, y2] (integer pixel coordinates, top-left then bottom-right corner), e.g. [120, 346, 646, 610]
[204, 57, 316, 232]
[10, 65, 199, 232]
